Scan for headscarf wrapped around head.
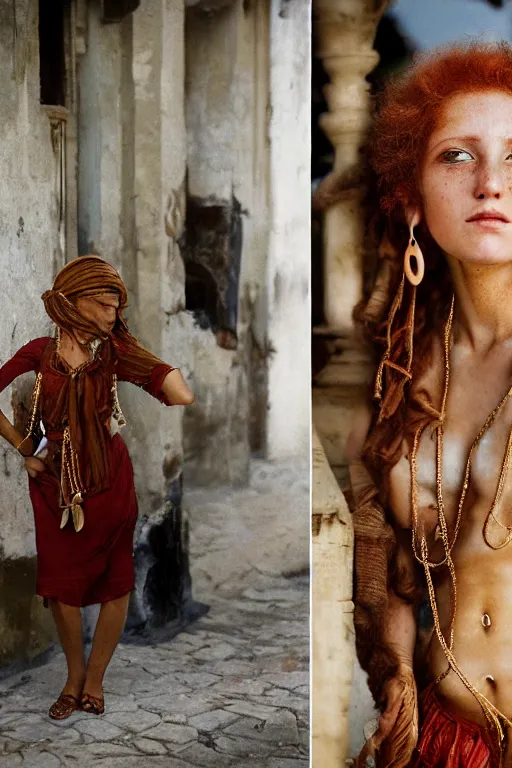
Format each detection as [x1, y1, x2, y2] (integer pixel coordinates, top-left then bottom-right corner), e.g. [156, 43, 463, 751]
[41, 255, 129, 342]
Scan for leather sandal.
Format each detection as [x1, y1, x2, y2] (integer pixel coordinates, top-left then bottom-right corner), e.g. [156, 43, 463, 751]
[80, 691, 105, 715]
[49, 692, 80, 720]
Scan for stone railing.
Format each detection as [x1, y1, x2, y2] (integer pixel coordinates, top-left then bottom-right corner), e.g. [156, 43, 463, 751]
[312, 424, 354, 767]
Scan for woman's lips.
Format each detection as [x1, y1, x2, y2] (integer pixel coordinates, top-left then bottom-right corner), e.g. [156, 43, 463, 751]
[466, 211, 510, 225]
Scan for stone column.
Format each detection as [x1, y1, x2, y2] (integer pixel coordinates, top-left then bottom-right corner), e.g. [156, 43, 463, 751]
[127, 0, 198, 631]
[266, 0, 311, 460]
[76, 3, 124, 265]
[312, 0, 388, 486]
[314, 0, 388, 331]
[312, 3, 387, 757]
[76, 0, 201, 634]
[312, 426, 354, 766]
[183, 0, 258, 486]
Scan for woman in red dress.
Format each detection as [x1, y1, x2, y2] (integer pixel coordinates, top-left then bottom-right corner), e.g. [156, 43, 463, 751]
[0, 256, 194, 720]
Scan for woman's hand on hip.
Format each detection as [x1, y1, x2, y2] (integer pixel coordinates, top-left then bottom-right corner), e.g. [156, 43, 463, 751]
[24, 456, 46, 478]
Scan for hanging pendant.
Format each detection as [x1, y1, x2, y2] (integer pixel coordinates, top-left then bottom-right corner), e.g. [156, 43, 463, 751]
[72, 504, 84, 532]
[60, 508, 69, 529]
[71, 493, 84, 532]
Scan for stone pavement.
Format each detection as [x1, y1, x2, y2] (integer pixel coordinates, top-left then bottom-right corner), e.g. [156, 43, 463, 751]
[0, 459, 310, 767]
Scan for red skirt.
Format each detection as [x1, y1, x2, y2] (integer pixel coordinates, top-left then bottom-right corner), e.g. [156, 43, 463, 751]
[408, 683, 502, 768]
[28, 434, 138, 607]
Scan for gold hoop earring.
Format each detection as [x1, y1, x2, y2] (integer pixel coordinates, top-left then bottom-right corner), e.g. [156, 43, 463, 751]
[404, 224, 425, 286]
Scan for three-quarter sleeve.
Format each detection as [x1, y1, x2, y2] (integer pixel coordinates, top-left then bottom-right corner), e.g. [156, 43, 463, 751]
[0, 338, 50, 394]
[114, 336, 175, 405]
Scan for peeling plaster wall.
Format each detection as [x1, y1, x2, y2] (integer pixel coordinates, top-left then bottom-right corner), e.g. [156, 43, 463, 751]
[0, 0, 67, 663]
[266, 0, 310, 459]
[77, 0, 190, 629]
[77, 0, 186, 519]
[185, 0, 309, 471]
[184, 0, 271, 483]
[129, 0, 185, 514]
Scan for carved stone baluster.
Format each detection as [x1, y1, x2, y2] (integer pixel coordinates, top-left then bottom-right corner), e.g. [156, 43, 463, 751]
[312, 4, 389, 760]
[314, 0, 388, 330]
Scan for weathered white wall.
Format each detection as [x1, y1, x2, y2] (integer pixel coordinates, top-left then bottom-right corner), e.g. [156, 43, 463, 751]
[185, 0, 309, 474]
[76, 0, 189, 629]
[77, 0, 187, 519]
[0, 0, 67, 662]
[184, 0, 270, 485]
[129, 0, 186, 514]
[266, 0, 311, 460]
[0, 2, 65, 558]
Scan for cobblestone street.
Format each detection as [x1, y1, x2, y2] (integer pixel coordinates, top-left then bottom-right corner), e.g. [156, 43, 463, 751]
[0, 460, 310, 767]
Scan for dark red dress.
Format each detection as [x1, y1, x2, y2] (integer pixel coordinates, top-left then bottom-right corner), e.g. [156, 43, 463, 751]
[0, 337, 173, 607]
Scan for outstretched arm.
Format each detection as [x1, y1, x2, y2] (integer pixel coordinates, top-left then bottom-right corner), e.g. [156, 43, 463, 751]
[161, 369, 194, 405]
[114, 335, 194, 406]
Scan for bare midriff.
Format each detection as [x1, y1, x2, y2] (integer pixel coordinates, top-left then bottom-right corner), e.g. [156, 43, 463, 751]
[385, 333, 512, 738]
[426, 518, 512, 726]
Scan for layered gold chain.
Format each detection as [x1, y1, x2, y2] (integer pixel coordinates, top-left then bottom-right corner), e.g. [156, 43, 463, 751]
[410, 295, 512, 750]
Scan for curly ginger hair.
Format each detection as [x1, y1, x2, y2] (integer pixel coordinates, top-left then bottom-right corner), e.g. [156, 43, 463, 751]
[353, 41, 512, 705]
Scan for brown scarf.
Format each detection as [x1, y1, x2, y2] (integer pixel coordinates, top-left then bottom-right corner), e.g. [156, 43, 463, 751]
[34, 256, 170, 525]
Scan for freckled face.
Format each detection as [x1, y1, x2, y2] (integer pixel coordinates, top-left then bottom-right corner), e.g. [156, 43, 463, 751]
[420, 91, 512, 265]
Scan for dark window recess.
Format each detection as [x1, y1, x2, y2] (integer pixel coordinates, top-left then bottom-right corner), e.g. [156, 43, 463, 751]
[185, 263, 219, 332]
[101, 0, 141, 23]
[183, 196, 243, 350]
[38, 0, 66, 106]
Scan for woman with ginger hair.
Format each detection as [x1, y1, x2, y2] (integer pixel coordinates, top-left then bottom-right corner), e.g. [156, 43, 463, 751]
[0, 255, 194, 720]
[348, 42, 512, 767]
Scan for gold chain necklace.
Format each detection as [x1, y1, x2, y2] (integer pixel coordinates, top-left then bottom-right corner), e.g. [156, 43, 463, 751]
[410, 295, 512, 746]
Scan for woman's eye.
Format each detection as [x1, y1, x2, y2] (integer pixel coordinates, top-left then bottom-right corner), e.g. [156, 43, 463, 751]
[440, 149, 473, 164]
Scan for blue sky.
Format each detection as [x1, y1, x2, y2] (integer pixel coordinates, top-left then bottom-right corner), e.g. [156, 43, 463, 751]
[391, 0, 510, 49]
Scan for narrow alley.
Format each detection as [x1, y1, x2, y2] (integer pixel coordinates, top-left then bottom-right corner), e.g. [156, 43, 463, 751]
[0, 459, 309, 767]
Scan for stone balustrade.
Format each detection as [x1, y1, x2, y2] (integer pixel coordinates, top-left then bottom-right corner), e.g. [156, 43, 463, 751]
[312, 425, 354, 766]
